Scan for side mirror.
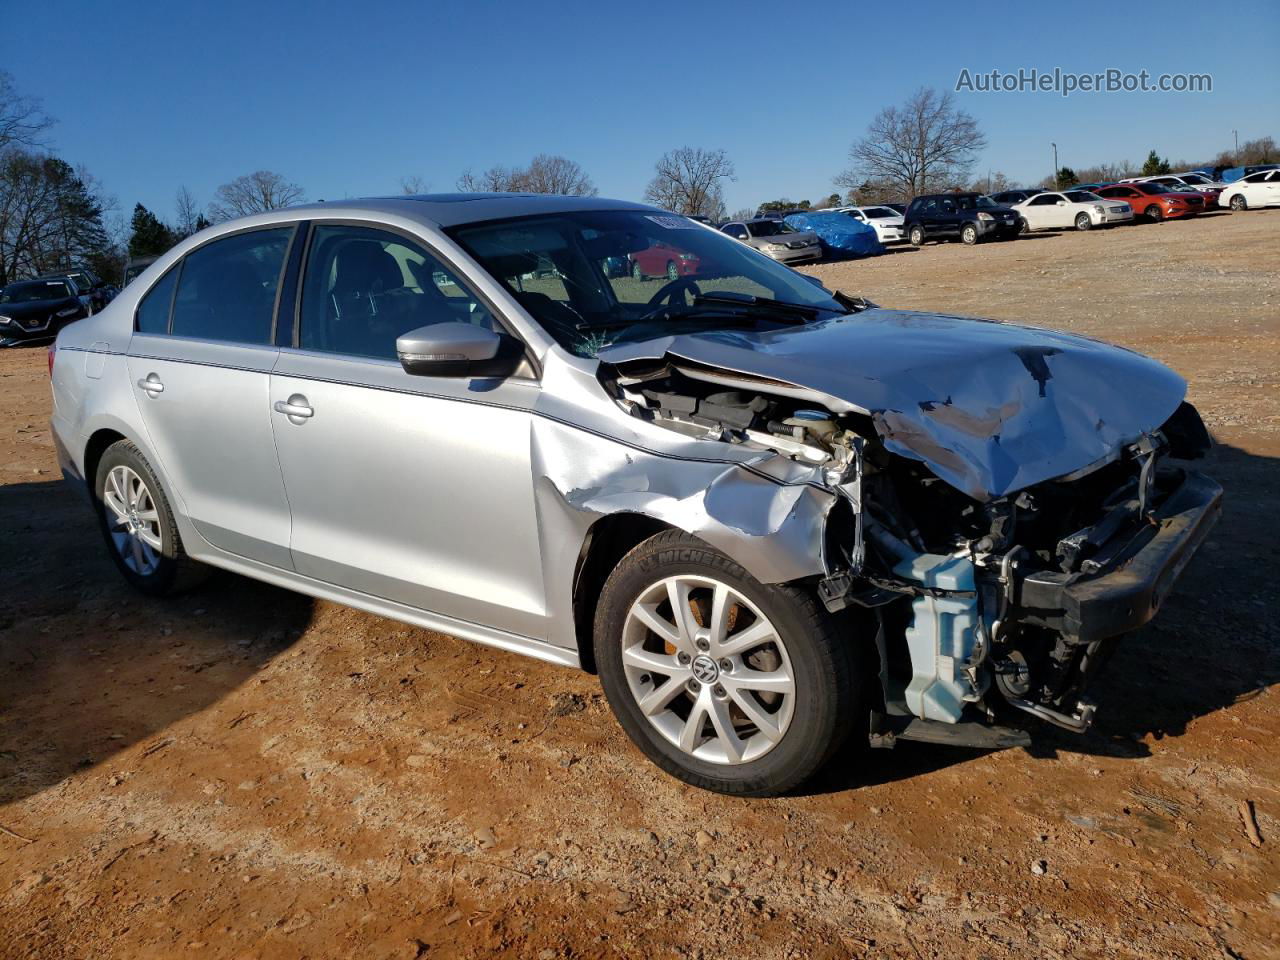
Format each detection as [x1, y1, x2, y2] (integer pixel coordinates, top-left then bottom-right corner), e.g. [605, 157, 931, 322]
[1056, 200, 1067, 206]
[396, 321, 517, 378]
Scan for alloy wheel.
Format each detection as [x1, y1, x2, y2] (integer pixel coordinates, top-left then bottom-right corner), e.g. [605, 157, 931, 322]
[621, 575, 795, 765]
[1230, 195, 1246, 211]
[102, 465, 163, 576]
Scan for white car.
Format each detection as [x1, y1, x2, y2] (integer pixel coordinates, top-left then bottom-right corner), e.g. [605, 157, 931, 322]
[1219, 169, 1280, 211]
[1012, 190, 1133, 232]
[1122, 173, 1227, 189]
[829, 205, 906, 243]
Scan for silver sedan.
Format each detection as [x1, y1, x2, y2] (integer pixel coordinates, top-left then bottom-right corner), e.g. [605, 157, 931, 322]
[50, 194, 1220, 795]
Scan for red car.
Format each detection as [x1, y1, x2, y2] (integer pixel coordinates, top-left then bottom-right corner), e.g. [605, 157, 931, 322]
[629, 241, 701, 281]
[1095, 183, 1204, 221]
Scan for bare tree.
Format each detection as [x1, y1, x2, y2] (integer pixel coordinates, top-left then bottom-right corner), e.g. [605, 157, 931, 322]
[643, 147, 735, 219]
[0, 151, 111, 283]
[207, 170, 305, 221]
[835, 88, 986, 200]
[174, 185, 201, 236]
[399, 175, 430, 195]
[456, 165, 524, 192]
[456, 155, 596, 195]
[521, 154, 596, 195]
[0, 71, 54, 151]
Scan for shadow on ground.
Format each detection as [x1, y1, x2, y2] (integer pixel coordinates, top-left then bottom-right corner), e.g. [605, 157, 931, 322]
[0, 478, 313, 805]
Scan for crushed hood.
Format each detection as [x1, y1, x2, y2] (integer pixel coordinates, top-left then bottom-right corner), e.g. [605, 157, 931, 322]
[597, 308, 1187, 501]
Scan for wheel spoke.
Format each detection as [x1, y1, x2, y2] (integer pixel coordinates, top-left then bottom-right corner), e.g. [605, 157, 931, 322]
[665, 579, 699, 651]
[716, 619, 776, 658]
[727, 687, 783, 743]
[103, 490, 129, 523]
[621, 645, 681, 676]
[630, 602, 680, 647]
[728, 669, 794, 696]
[131, 535, 145, 570]
[706, 695, 746, 762]
[137, 526, 163, 551]
[136, 509, 159, 523]
[678, 694, 710, 753]
[636, 675, 689, 716]
[707, 581, 731, 649]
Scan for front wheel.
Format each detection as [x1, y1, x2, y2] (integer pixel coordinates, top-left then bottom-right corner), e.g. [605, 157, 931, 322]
[1230, 194, 1247, 212]
[1075, 213, 1092, 231]
[1145, 204, 1164, 222]
[94, 440, 207, 595]
[631, 260, 645, 281]
[960, 223, 978, 245]
[594, 530, 865, 796]
[908, 224, 925, 246]
[665, 260, 679, 282]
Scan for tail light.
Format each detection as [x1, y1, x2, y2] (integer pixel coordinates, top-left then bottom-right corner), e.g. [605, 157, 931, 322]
[47, 342, 56, 377]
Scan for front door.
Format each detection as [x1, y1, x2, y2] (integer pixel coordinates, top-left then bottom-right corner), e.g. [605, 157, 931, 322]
[269, 223, 548, 638]
[125, 226, 297, 568]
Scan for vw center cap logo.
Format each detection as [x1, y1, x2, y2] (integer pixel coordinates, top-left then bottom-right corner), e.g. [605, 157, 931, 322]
[691, 654, 719, 685]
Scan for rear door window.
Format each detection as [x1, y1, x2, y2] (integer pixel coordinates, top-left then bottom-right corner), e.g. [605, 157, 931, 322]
[134, 264, 180, 334]
[171, 227, 293, 343]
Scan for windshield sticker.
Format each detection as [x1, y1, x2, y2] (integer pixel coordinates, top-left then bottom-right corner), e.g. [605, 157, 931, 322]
[645, 215, 697, 230]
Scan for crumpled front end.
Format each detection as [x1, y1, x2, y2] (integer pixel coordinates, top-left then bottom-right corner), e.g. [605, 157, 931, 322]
[592, 328, 1221, 742]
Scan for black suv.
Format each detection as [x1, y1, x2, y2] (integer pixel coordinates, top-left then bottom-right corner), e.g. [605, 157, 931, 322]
[903, 192, 1021, 246]
[35, 266, 114, 312]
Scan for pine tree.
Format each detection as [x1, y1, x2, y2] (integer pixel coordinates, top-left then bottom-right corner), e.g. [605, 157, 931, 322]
[1141, 150, 1172, 176]
[128, 203, 176, 258]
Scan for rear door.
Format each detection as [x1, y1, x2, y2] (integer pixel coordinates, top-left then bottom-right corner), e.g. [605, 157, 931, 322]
[269, 222, 548, 638]
[125, 225, 298, 568]
[1022, 193, 1059, 229]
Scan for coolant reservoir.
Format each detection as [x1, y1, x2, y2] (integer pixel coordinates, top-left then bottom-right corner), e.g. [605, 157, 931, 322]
[891, 553, 979, 723]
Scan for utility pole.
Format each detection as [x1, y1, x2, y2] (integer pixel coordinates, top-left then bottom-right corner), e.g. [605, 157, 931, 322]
[1234, 129, 1239, 165]
[1051, 143, 1059, 189]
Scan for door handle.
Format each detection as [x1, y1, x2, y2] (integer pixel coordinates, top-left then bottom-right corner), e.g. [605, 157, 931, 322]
[273, 394, 313, 422]
[137, 374, 164, 396]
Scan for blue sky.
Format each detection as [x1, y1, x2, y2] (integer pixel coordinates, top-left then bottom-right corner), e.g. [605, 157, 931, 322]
[7, 0, 1278, 223]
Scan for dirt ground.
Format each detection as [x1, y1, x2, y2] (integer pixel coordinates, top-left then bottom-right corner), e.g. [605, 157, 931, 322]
[1, 210, 1277, 960]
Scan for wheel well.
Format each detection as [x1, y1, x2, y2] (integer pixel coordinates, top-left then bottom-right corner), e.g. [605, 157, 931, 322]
[572, 513, 672, 674]
[83, 428, 126, 490]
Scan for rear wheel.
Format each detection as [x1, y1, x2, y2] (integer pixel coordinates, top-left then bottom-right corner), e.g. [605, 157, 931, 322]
[908, 224, 925, 246]
[94, 440, 207, 596]
[960, 223, 978, 245]
[631, 260, 644, 281]
[594, 530, 866, 796]
[1229, 194, 1247, 212]
[1075, 213, 1092, 231]
[1145, 204, 1164, 222]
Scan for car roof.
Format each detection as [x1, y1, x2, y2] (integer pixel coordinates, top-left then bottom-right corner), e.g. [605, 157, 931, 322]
[285, 192, 660, 229]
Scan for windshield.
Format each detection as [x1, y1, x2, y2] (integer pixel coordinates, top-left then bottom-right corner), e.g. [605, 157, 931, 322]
[956, 195, 998, 210]
[0, 280, 72, 303]
[450, 210, 845, 358]
[1139, 183, 1170, 194]
[1180, 174, 1210, 185]
[1064, 191, 1104, 203]
[746, 220, 794, 237]
[862, 207, 897, 218]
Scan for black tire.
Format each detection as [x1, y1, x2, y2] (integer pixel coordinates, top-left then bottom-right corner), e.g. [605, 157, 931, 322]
[1145, 204, 1164, 222]
[631, 260, 644, 281]
[908, 224, 925, 246]
[94, 439, 207, 596]
[665, 261, 679, 282]
[1230, 194, 1247, 212]
[1075, 213, 1092, 231]
[1016, 216, 1028, 235]
[960, 223, 978, 245]
[594, 529, 866, 796]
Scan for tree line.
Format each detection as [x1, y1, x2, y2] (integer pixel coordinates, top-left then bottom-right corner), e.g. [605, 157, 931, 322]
[2, 68, 1273, 287]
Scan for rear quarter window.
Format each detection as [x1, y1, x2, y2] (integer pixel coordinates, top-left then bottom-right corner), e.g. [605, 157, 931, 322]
[135, 265, 180, 334]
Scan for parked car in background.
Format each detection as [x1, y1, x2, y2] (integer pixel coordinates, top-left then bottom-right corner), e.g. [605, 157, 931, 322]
[1219, 168, 1280, 210]
[123, 256, 159, 287]
[882, 203, 906, 214]
[989, 189, 1045, 206]
[1012, 190, 1134, 231]
[720, 218, 821, 264]
[50, 193, 1221, 796]
[36, 267, 113, 313]
[830, 205, 905, 244]
[0, 277, 89, 345]
[1123, 174, 1225, 208]
[784, 212, 882, 258]
[1094, 183, 1203, 221]
[903, 193, 1020, 246]
[629, 240, 702, 281]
